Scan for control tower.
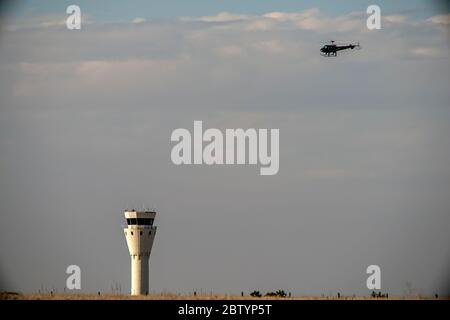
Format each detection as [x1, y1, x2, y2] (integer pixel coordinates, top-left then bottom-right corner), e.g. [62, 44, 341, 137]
[123, 210, 157, 295]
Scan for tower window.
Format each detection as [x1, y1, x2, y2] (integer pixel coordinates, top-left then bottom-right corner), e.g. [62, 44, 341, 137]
[140, 231, 143, 236]
[126, 218, 154, 226]
[131, 231, 133, 236]
[149, 231, 151, 235]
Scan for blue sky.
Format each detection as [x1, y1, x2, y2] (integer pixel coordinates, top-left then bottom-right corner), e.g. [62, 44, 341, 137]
[3, 0, 449, 21]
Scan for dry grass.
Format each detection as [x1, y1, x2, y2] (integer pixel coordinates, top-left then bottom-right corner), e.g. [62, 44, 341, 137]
[1, 292, 445, 300]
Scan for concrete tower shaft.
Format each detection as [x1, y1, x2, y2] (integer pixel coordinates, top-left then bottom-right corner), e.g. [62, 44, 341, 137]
[123, 210, 157, 295]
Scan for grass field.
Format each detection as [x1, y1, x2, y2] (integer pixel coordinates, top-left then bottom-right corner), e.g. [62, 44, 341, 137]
[1, 292, 445, 300]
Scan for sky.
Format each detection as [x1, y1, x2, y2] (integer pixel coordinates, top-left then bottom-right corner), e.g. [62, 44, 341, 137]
[0, 1, 449, 296]
[1, 0, 449, 21]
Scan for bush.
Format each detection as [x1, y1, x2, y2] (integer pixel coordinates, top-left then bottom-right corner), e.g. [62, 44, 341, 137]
[265, 290, 287, 298]
[250, 290, 262, 298]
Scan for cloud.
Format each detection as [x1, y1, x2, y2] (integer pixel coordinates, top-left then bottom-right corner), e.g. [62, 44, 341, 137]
[195, 11, 249, 23]
[410, 47, 441, 58]
[5, 15, 65, 31]
[243, 18, 276, 31]
[243, 8, 362, 32]
[252, 40, 285, 54]
[215, 45, 244, 57]
[428, 13, 450, 25]
[131, 17, 146, 24]
[2, 7, 449, 104]
[75, 59, 179, 80]
[263, 8, 321, 23]
[384, 15, 407, 24]
[5, 14, 92, 31]
[186, 8, 365, 33]
[13, 58, 184, 98]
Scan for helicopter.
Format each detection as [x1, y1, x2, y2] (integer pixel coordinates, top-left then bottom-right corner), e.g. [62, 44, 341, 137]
[320, 40, 361, 57]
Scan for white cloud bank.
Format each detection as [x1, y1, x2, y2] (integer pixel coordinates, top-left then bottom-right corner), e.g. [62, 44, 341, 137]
[428, 13, 450, 25]
[131, 17, 146, 24]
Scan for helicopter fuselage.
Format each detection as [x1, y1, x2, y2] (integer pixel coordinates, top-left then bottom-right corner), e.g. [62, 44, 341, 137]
[320, 44, 357, 56]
